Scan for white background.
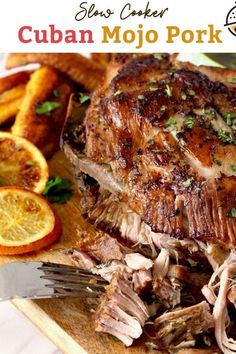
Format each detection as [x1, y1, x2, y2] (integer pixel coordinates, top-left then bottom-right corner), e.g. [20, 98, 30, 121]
[0, 0, 235, 52]
[0, 301, 61, 354]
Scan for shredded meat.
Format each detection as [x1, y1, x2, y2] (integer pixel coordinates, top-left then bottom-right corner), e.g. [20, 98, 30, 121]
[202, 252, 236, 354]
[78, 230, 126, 262]
[95, 273, 149, 346]
[149, 301, 214, 350]
[124, 253, 153, 270]
[62, 53, 236, 352]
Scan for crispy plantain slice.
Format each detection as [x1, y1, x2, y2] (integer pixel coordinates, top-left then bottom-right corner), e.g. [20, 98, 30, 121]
[11, 66, 73, 158]
[0, 83, 26, 103]
[0, 71, 31, 94]
[6, 53, 105, 92]
[0, 84, 26, 125]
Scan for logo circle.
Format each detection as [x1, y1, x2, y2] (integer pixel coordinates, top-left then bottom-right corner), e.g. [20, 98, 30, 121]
[226, 5, 236, 36]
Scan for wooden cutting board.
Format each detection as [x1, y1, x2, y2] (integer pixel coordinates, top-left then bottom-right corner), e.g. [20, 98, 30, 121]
[0, 150, 149, 354]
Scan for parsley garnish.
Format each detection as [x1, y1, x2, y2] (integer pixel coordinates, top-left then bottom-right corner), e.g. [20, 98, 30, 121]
[36, 102, 61, 115]
[183, 177, 194, 188]
[79, 93, 90, 104]
[213, 157, 222, 166]
[149, 87, 158, 92]
[222, 112, 236, 130]
[114, 89, 122, 96]
[165, 85, 173, 97]
[184, 117, 195, 129]
[53, 89, 60, 98]
[205, 107, 217, 119]
[227, 77, 236, 83]
[165, 117, 177, 128]
[227, 208, 236, 218]
[218, 129, 236, 144]
[147, 78, 157, 85]
[43, 177, 73, 204]
[154, 53, 163, 60]
[231, 165, 236, 172]
[138, 95, 145, 100]
[160, 105, 167, 111]
[187, 89, 196, 96]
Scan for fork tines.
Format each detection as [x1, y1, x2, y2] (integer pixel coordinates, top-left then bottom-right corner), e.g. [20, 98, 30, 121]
[39, 262, 108, 298]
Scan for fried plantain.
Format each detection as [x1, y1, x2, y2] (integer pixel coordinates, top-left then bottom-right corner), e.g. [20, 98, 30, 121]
[6, 53, 105, 92]
[11, 66, 73, 158]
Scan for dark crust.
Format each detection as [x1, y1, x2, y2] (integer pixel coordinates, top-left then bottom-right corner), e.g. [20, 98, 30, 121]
[63, 54, 236, 248]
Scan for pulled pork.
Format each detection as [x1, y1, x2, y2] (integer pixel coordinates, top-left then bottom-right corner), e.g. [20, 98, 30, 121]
[95, 273, 149, 346]
[147, 301, 214, 351]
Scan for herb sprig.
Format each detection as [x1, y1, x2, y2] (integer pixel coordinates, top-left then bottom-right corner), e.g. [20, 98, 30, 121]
[228, 208, 236, 218]
[43, 177, 73, 204]
[183, 177, 194, 188]
[36, 102, 61, 115]
[218, 129, 236, 145]
[78, 93, 90, 104]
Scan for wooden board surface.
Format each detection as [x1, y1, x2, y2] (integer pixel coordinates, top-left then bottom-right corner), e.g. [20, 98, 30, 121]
[0, 150, 149, 354]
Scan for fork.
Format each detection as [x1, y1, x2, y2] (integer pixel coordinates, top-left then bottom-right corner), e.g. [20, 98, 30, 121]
[0, 261, 108, 301]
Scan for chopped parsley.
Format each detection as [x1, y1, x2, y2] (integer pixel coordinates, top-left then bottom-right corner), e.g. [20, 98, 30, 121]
[227, 208, 236, 218]
[187, 89, 196, 96]
[213, 157, 222, 166]
[36, 101, 61, 115]
[206, 108, 217, 119]
[43, 177, 73, 204]
[184, 117, 195, 129]
[218, 129, 236, 144]
[154, 53, 163, 60]
[149, 87, 158, 92]
[147, 78, 157, 85]
[165, 117, 177, 128]
[231, 165, 236, 172]
[165, 85, 173, 97]
[160, 105, 167, 111]
[137, 95, 145, 100]
[227, 77, 236, 84]
[183, 177, 194, 188]
[222, 112, 236, 130]
[53, 89, 60, 98]
[79, 93, 90, 104]
[114, 89, 123, 96]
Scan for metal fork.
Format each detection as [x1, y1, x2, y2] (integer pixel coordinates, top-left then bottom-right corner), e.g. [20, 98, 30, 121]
[0, 261, 108, 301]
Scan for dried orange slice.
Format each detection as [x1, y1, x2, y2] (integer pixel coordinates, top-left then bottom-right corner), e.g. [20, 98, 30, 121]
[0, 187, 61, 255]
[0, 132, 48, 193]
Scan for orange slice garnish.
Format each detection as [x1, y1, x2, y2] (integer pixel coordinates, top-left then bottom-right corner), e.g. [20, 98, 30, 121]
[0, 187, 61, 255]
[0, 132, 48, 193]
